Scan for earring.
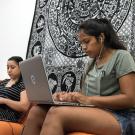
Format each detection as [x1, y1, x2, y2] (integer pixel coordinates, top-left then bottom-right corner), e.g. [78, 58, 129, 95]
[100, 37, 103, 43]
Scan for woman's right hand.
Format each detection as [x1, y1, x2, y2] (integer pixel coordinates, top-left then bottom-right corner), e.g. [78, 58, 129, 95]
[53, 91, 90, 104]
[53, 92, 71, 102]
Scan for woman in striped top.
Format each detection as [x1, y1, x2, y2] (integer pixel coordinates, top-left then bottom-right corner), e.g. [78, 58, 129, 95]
[0, 56, 30, 122]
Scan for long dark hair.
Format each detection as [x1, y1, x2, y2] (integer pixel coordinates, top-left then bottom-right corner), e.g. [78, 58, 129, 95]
[79, 18, 126, 89]
[8, 56, 23, 83]
[79, 18, 126, 50]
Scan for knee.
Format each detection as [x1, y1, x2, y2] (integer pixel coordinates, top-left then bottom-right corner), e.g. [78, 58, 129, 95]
[26, 105, 45, 123]
[41, 106, 71, 132]
[42, 107, 63, 129]
[45, 106, 58, 118]
[45, 106, 67, 123]
[47, 106, 62, 116]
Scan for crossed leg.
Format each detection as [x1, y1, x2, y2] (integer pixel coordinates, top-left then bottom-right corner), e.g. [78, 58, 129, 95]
[21, 105, 121, 135]
[40, 106, 121, 135]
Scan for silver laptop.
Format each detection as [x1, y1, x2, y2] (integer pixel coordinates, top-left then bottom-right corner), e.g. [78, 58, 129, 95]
[19, 55, 94, 107]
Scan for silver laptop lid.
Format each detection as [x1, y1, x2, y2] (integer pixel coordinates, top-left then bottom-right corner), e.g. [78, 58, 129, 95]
[19, 55, 53, 104]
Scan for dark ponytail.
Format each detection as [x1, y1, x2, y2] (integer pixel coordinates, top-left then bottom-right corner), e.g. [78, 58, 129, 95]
[79, 18, 126, 50]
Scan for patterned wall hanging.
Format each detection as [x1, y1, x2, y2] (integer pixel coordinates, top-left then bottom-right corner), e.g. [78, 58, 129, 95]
[26, 0, 135, 93]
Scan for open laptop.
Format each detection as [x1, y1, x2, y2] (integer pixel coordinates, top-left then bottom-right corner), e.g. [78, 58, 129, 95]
[19, 55, 94, 107]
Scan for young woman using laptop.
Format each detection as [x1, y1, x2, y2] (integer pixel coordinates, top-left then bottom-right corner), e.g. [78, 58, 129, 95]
[21, 18, 135, 135]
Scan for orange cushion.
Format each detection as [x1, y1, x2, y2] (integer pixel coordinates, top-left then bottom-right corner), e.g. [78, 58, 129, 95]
[0, 121, 23, 135]
[67, 132, 94, 135]
[0, 121, 94, 135]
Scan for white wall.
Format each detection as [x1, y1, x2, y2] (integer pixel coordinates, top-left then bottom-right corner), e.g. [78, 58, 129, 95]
[0, 0, 36, 79]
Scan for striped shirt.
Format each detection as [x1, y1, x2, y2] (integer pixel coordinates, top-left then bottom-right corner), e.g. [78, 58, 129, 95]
[0, 79, 25, 122]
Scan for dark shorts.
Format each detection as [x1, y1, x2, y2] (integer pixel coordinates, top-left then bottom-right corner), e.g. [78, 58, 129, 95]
[109, 109, 135, 135]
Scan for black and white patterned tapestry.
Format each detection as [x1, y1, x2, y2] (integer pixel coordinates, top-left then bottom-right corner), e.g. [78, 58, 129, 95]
[26, 0, 135, 93]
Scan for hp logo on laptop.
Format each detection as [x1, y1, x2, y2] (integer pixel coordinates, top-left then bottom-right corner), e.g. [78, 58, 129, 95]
[30, 75, 36, 85]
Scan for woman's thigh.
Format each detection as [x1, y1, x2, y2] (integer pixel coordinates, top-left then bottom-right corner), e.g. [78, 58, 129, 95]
[45, 106, 121, 135]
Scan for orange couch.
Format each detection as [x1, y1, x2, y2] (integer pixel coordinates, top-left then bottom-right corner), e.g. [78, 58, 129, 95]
[0, 106, 29, 135]
[0, 121, 94, 135]
[0, 107, 94, 135]
[0, 121, 23, 135]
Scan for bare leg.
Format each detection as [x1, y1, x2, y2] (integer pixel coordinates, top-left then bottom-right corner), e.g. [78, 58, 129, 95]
[40, 106, 121, 135]
[22, 104, 50, 135]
